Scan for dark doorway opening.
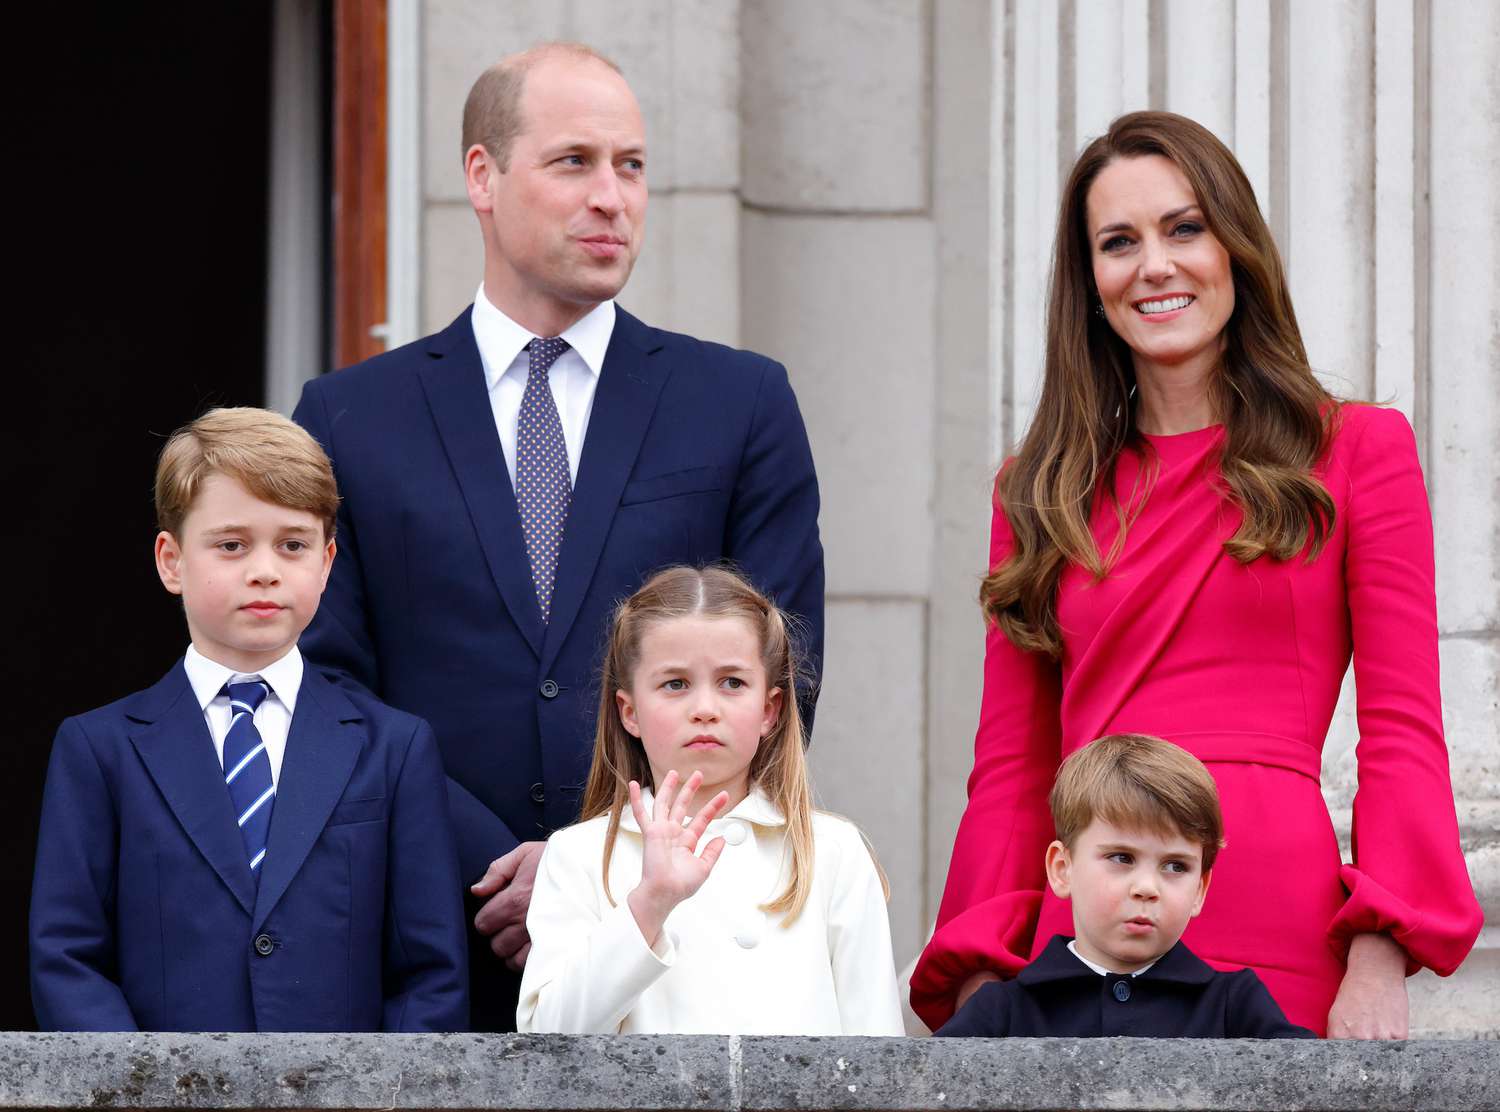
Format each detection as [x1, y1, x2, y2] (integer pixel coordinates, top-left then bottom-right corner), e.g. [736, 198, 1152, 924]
[7, 4, 280, 1028]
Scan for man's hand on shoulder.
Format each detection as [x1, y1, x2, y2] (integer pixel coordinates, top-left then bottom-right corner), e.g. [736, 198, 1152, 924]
[471, 840, 547, 971]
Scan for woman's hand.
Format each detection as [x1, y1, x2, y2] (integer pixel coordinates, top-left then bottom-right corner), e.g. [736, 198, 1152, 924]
[626, 770, 730, 948]
[956, 970, 1003, 1011]
[1327, 932, 1409, 1039]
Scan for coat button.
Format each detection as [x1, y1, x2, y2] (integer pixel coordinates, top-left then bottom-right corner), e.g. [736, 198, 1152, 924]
[1112, 979, 1132, 1002]
[539, 679, 560, 699]
[721, 820, 748, 846]
[253, 934, 275, 957]
[530, 783, 546, 804]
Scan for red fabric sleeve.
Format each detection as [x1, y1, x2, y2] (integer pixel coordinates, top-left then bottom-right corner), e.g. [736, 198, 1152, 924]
[1325, 406, 1482, 975]
[909, 500, 1063, 1030]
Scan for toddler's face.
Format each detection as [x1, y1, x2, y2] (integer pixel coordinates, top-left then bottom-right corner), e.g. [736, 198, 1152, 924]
[1045, 818, 1209, 973]
[155, 472, 334, 673]
[616, 614, 781, 812]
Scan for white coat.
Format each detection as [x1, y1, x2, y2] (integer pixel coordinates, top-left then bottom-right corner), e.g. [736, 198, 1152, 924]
[517, 787, 905, 1034]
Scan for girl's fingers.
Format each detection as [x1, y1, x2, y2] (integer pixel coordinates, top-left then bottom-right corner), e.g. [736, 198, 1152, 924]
[684, 789, 731, 844]
[654, 769, 679, 822]
[697, 835, 727, 872]
[628, 780, 648, 831]
[670, 770, 704, 828]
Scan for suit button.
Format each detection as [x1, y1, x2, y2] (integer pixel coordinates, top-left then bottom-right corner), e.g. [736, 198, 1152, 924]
[530, 783, 546, 804]
[253, 934, 275, 957]
[539, 679, 560, 699]
[1112, 979, 1132, 1002]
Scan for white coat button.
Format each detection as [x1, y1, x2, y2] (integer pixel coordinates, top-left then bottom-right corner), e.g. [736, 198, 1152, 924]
[735, 926, 761, 949]
[721, 820, 748, 846]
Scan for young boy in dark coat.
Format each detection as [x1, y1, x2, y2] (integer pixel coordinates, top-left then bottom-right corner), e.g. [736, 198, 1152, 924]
[30, 408, 468, 1032]
[936, 734, 1312, 1039]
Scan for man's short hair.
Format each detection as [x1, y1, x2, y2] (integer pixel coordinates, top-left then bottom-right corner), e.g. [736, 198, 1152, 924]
[1049, 734, 1225, 871]
[155, 407, 339, 541]
[461, 41, 624, 170]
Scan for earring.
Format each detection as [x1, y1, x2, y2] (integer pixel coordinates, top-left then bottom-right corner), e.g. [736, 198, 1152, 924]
[1094, 302, 1106, 319]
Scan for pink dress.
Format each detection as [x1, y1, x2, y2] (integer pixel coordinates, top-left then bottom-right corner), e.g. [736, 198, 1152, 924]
[910, 405, 1482, 1035]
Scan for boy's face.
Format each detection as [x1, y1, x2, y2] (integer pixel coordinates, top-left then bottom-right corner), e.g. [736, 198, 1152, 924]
[154, 473, 335, 673]
[1045, 817, 1210, 973]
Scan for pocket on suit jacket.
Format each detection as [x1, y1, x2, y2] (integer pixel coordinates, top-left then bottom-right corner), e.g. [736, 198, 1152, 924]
[326, 797, 387, 826]
[619, 466, 725, 505]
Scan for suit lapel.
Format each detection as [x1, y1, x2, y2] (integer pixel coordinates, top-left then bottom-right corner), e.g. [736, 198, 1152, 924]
[542, 310, 668, 670]
[417, 309, 546, 657]
[128, 663, 256, 917]
[252, 668, 365, 932]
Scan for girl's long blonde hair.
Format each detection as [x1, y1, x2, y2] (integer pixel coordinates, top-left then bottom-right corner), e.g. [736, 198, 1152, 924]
[578, 565, 820, 924]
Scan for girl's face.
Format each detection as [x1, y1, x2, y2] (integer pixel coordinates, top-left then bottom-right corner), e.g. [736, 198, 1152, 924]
[616, 614, 782, 811]
[1086, 154, 1234, 386]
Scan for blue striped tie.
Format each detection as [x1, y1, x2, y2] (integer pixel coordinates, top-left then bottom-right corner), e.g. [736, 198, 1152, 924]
[222, 679, 275, 878]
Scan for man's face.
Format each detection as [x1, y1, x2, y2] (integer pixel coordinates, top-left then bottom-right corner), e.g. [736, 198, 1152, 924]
[468, 56, 647, 331]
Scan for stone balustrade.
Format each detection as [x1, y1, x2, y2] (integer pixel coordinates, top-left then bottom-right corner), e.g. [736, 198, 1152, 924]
[1, 1032, 1496, 1111]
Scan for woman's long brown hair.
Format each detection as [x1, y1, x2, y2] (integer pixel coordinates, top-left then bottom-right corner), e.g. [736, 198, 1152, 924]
[578, 565, 820, 924]
[982, 111, 1338, 656]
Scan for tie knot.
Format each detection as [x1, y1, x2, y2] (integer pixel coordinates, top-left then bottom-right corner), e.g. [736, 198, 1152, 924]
[225, 679, 269, 713]
[527, 336, 570, 378]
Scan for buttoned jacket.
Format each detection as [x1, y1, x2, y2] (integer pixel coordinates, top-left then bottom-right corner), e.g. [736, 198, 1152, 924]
[517, 789, 903, 1035]
[935, 935, 1314, 1039]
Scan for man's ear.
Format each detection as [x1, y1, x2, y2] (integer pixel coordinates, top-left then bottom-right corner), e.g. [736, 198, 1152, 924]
[154, 531, 184, 595]
[464, 144, 497, 213]
[1045, 839, 1073, 899]
[615, 689, 641, 738]
[1190, 866, 1213, 918]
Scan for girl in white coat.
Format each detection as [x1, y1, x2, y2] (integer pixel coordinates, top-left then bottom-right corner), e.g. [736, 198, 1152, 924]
[517, 565, 905, 1035]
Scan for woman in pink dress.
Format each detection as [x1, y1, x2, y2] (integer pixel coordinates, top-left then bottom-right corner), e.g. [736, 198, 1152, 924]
[910, 112, 1481, 1037]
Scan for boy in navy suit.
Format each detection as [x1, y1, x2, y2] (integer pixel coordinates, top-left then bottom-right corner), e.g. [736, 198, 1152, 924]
[937, 734, 1311, 1039]
[30, 408, 468, 1031]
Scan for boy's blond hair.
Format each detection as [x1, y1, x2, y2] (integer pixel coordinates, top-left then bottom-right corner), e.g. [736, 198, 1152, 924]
[155, 407, 339, 540]
[1049, 734, 1224, 871]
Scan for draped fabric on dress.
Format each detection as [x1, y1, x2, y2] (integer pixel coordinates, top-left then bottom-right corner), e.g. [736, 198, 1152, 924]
[911, 405, 1482, 1035]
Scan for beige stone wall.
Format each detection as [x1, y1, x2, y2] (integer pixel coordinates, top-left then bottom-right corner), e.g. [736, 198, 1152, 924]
[412, 0, 1498, 1036]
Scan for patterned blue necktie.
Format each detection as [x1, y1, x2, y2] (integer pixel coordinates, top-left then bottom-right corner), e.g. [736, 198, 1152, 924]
[222, 679, 275, 878]
[516, 336, 573, 623]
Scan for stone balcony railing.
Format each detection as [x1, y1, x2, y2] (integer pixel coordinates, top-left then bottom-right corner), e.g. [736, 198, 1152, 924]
[1, 1033, 1496, 1112]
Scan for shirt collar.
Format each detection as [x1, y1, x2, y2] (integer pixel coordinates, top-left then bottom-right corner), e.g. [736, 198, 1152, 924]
[183, 644, 304, 715]
[472, 284, 615, 390]
[618, 783, 787, 833]
[1020, 935, 1215, 986]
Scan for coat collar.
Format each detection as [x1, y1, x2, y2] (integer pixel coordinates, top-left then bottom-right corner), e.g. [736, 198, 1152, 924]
[618, 783, 786, 833]
[1019, 935, 1216, 986]
[126, 661, 365, 925]
[419, 305, 669, 667]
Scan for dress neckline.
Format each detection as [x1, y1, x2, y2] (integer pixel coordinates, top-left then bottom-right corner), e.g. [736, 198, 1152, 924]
[1139, 423, 1224, 463]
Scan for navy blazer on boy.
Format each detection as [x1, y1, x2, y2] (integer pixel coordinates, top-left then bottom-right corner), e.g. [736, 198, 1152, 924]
[292, 305, 824, 884]
[936, 936, 1314, 1039]
[29, 659, 468, 1032]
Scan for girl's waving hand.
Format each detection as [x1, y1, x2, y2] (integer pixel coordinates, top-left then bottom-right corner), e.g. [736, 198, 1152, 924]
[627, 770, 729, 946]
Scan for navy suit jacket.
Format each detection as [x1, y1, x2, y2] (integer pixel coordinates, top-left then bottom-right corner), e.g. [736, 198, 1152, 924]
[29, 660, 468, 1032]
[935, 935, 1314, 1039]
[292, 306, 824, 882]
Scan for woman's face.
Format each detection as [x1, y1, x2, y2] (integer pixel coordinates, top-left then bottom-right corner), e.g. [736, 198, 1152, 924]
[1086, 154, 1234, 382]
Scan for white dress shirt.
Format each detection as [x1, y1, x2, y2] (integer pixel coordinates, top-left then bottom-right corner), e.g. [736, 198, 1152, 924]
[470, 284, 615, 486]
[182, 644, 303, 787]
[518, 788, 906, 1035]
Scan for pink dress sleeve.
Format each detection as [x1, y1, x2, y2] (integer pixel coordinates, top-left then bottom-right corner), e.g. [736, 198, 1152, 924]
[909, 500, 1063, 1030]
[1326, 407, 1482, 974]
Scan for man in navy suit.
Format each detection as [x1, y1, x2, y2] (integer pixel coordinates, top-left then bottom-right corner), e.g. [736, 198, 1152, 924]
[293, 42, 824, 1028]
[30, 408, 467, 1031]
